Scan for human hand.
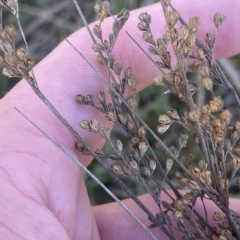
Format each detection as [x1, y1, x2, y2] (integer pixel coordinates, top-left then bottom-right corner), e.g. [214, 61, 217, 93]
[0, 0, 240, 239]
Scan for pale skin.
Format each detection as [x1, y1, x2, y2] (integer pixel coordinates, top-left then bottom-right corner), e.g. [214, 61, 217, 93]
[0, 0, 240, 239]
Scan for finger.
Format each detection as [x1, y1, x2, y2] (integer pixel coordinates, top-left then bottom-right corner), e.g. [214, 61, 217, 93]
[93, 191, 240, 240]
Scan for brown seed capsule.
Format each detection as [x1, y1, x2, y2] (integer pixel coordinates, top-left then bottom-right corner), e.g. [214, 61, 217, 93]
[142, 166, 151, 177]
[93, 25, 102, 39]
[220, 110, 232, 125]
[197, 48, 205, 59]
[202, 76, 213, 91]
[138, 126, 147, 138]
[139, 141, 148, 155]
[169, 27, 178, 41]
[113, 63, 122, 75]
[201, 104, 211, 114]
[138, 12, 151, 24]
[178, 25, 189, 42]
[213, 212, 227, 221]
[130, 160, 139, 171]
[209, 96, 224, 112]
[157, 124, 171, 134]
[213, 12, 226, 28]
[122, 164, 131, 175]
[186, 34, 196, 48]
[27, 58, 35, 67]
[80, 120, 91, 131]
[16, 48, 27, 62]
[76, 94, 86, 104]
[158, 114, 172, 125]
[149, 159, 156, 172]
[166, 159, 173, 173]
[168, 10, 179, 28]
[112, 165, 124, 175]
[5, 24, 17, 39]
[153, 76, 165, 86]
[188, 180, 201, 190]
[231, 157, 240, 169]
[86, 94, 94, 105]
[179, 177, 189, 186]
[95, 149, 107, 158]
[128, 97, 137, 110]
[173, 210, 183, 220]
[198, 64, 210, 77]
[130, 137, 139, 146]
[142, 31, 154, 44]
[191, 167, 201, 177]
[97, 92, 105, 103]
[127, 120, 137, 134]
[90, 119, 100, 133]
[167, 109, 180, 121]
[103, 127, 111, 141]
[174, 200, 184, 210]
[92, 43, 104, 52]
[106, 111, 117, 122]
[188, 17, 200, 33]
[188, 110, 200, 122]
[206, 33, 215, 48]
[138, 21, 149, 31]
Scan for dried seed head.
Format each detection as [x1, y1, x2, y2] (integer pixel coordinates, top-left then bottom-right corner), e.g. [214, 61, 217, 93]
[197, 48, 205, 59]
[112, 165, 124, 175]
[231, 157, 240, 169]
[188, 17, 200, 33]
[167, 109, 180, 121]
[89, 119, 100, 133]
[127, 120, 137, 134]
[130, 160, 139, 171]
[138, 126, 147, 138]
[138, 21, 149, 31]
[213, 212, 227, 221]
[76, 94, 86, 104]
[149, 159, 156, 172]
[157, 124, 171, 134]
[178, 25, 189, 42]
[106, 111, 117, 122]
[201, 104, 211, 114]
[92, 43, 104, 52]
[4, 24, 17, 39]
[213, 12, 226, 28]
[79, 120, 91, 131]
[198, 159, 207, 170]
[97, 92, 105, 103]
[128, 97, 137, 110]
[179, 177, 189, 186]
[209, 96, 224, 112]
[130, 137, 139, 146]
[186, 34, 196, 48]
[113, 63, 122, 75]
[158, 114, 172, 125]
[220, 110, 232, 125]
[139, 141, 148, 155]
[138, 12, 151, 24]
[188, 180, 201, 190]
[142, 166, 151, 177]
[191, 167, 201, 177]
[118, 113, 127, 125]
[142, 31, 154, 44]
[188, 110, 200, 122]
[168, 10, 179, 28]
[198, 64, 210, 77]
[202, 76, 213, 91]
[174, 200, 184, 210]
[16, 48, 27, 62]
[166, 159, 173, 173]
[153, 76, 165, 86]
[173, 210, 183, 220]
[103, 127, 111, 141]
[206, 33, 215, 48]
[93, 25, 102, 39]
[169, 27, 178, 41]
[86, 94, 94, 105]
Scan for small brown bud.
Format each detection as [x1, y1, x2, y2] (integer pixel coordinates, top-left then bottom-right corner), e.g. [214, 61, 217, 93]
[142, 31, 154, 44]
[142, 166, 151, 177]
[173, 210, 183, 220]
[206, 33, 215, 48]
[198, 64, 210, 77]
[213, 212, 227, 221]
[118, 113, 127, 125]
[139, 141, 148, 155]
[106, 111, 117, 122]
[128, 97, 137, 110]
[127, 120, 137, 134]
[103, 127, 111, 141]
[191, 167, 201, 177]
[76, 94, 86, 104]
[138, 126, 147, 138]
[149, 159, 156, 172]
[213, 13, 226, 28]
[178, 25, 189, 42]
[188, 110, 200, 122]
[86, 94, 94, 105]
[138, 21, 149, 31]
[80, 120, 91, 131]
[157, 124, 171, 134]
[179, 177, 189, 186]
[231, 157, 240, 169]
[201, 104, 211, 114]
[92, 43, 104, 52]
[188, 180, 201, 190]
[220, 110, 232, 125]
[113, 63, 122, 75]
[27, 58, 35, 67]
[16, 48, 27, 62]
[89, 119, 100, 133]
[93, 25, 102, 39]
[130, 137, 139, 146]
[5, 24, 17, 39]
[138, 12, 151, 24]
[188, 17, 200, 33]
[158, 114, 172, 125]
[167, 109, 180, 121]
[186, 34, 196, 48]
[202, 76, 213, 91]
[197, 48, 205, 59]
[153, 76, 165, 86]
[112, 165, 124, 175]
[168, 10, 179, 28]
[97, 92, 105, 103]
[130, 160, 139, 171]
[116, 139, 123, 153]
[174, 200, 184, 210]
[169, 27, 178, 41]
[209, 96, 224, 112]
[166, 159, 173, 173]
